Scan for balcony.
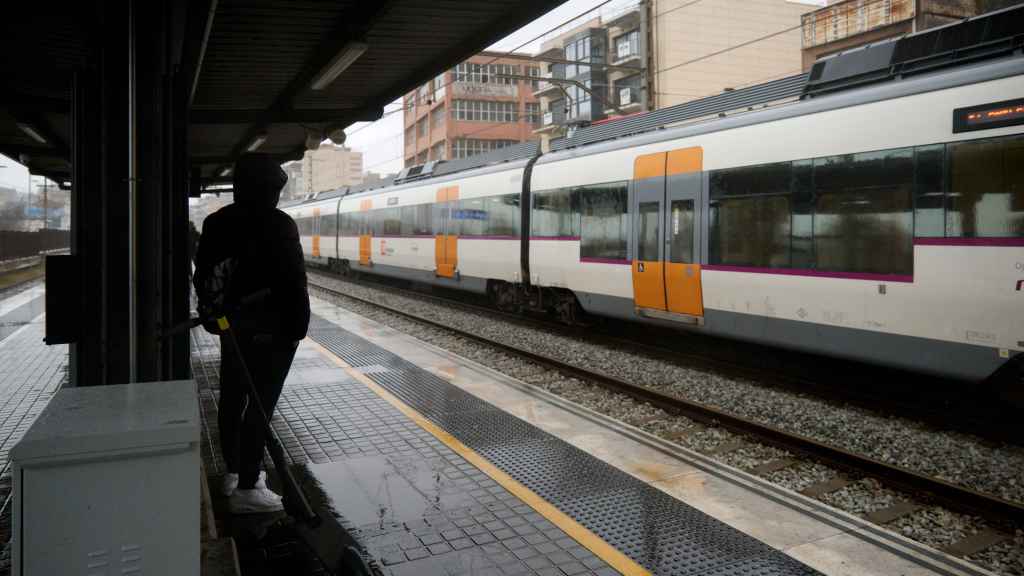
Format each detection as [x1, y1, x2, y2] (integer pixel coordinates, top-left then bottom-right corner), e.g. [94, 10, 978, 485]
[801, 0, 914, 48]
[605, 85, 642, 114]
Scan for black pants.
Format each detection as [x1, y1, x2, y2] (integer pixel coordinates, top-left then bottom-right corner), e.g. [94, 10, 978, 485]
[218, 333, 297, 489]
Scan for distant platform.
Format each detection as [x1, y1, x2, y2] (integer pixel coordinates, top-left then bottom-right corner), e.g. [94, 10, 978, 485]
[191, 296, 989, 576]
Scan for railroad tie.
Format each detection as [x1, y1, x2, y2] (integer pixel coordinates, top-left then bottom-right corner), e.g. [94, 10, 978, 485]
[799, 475, 856, 498]
[942, 528, 1011, 558]
[864, 500, 922, 525]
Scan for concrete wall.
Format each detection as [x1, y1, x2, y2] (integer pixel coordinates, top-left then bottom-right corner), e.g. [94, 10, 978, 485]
[653, 0, 818, 108]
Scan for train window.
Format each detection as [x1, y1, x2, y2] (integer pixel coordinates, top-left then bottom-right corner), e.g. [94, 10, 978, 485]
[946, 134, 1024, 237]
[295, 216, 313, 236]
[400, 206, 417, 236]
[486, 194, 520, 237]
[709, 196, 791, 268]
[320, 210, 336, 237]
[414, 204, 433, 236]
[532, 189, 579, 238]
[580, 182, 628, 260]
[791, 160, 814, 269]
[381, 208, 401, 236]
[454, 197, 487, 236]
[813, 148, 913, 275]
[668, 200, 694, 264]
[913, 145, 945, 237]
[637, 201, 660, 262]
[708, 162, 793, 268]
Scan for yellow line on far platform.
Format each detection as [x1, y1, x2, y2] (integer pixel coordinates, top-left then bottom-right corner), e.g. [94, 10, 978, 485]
[310, 340, 651, 576]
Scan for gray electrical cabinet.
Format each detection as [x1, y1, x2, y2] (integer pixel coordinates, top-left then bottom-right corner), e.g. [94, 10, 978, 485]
[11, 380, 200, 575]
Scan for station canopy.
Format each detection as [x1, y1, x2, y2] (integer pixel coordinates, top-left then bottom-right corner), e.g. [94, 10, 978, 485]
[0, 0, 565, 186]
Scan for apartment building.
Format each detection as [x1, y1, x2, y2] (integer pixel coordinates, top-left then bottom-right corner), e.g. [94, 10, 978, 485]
[533, 0, 821, 137]
[403, 52, 541, 166]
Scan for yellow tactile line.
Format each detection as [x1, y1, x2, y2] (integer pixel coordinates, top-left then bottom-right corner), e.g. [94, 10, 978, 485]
[310, 341, 651, 576]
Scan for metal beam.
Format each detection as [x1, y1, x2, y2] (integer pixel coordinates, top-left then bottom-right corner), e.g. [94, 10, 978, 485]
[218, 1, 398, 166]
[189, 106, 382, 124]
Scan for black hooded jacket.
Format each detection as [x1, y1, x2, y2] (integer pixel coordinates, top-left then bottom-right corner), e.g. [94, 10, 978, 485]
[193, 154, 311, 341]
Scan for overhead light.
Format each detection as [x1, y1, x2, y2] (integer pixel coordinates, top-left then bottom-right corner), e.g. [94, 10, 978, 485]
[246, 133, 268, 152]
[17, 123, 47, 145]
[219, 167, 232, 177]
[310, 41, 368, 90]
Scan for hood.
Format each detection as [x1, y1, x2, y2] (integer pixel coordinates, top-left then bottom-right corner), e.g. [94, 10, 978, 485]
[232, 153, 288, 209]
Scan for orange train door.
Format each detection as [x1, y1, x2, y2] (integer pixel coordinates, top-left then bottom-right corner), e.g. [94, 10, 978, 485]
[312, 207, 321, 258]
[435, 186, 459, 278]
[359, 199, 372, 266]
[631, 147, 704, 324]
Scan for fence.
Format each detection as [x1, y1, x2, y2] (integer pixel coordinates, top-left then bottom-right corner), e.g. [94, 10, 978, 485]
[0, 229, 70, 261]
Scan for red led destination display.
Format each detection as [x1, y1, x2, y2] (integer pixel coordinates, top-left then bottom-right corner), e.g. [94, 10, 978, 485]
[954, 97, 1024, 133]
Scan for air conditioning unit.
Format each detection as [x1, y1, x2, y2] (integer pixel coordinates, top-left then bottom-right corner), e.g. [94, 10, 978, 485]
[11, 380, 200, 575]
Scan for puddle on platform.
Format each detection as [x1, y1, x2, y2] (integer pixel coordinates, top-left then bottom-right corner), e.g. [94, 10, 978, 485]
[296, 455, 475, 527]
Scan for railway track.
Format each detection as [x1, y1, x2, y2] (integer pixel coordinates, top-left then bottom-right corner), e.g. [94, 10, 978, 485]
[307, 271, 1018, 447]
[308, 275, 1024, 555]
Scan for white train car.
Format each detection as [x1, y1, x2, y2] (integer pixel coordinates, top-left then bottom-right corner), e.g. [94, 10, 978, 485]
[281, 12, 1024, 384]
[529, 57, 1024, 382]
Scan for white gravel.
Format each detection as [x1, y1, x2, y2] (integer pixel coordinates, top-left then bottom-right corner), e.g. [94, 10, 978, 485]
[819, 478, 903, 515]
[309, 274, 1024, 575]
[969, 531, 1024, 576]
[892, 506, 987, 549]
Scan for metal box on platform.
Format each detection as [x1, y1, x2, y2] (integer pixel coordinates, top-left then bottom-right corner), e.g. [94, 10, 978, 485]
[10, 380, 200, 575]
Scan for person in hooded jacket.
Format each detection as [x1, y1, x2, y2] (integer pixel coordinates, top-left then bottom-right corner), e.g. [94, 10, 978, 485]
[193, 153, 311, 514]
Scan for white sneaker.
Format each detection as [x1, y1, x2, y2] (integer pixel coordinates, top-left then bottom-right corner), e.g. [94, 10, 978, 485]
[220, 471, 268, 497]
[229, 487, 284, 514]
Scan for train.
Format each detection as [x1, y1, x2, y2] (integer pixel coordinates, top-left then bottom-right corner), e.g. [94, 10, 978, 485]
[280, 22, 1024, 385]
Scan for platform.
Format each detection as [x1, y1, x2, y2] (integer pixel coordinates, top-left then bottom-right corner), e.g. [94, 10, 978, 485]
[0, 284, 68, 571]
[192, 296, 993, 576]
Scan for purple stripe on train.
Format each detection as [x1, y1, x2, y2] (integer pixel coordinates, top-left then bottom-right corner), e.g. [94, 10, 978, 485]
[579, 257, 632, 265]
[914, 237, 1024, 247]
[702, 264, 914, 283]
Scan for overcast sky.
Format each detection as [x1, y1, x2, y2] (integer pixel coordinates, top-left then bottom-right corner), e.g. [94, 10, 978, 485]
[345, 0, 636, 176]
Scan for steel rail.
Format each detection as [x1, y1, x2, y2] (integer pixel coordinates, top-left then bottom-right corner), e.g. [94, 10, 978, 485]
[309, 279, 1024, 528]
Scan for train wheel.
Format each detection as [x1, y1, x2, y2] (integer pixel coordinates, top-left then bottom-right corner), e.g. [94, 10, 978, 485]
[553, 291, 583, 325]
[491, 282, 520, 314]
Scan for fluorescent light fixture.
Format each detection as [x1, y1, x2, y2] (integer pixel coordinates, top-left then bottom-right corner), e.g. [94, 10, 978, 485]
[17, 123, 47, 145]
[310, 41, 368, 90]
[246, 133, 268, 152]
[219, 167, 232, 177]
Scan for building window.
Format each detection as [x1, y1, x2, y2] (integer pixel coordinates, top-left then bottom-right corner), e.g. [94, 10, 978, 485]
[564, 36, 593, 77]
[430, 141, 446, 161]
[416, 151, 428, 164]
[526, 66, 541, 90]
[524, 102, 541, 126]
[404, 126, 415, 148]
[417, 83, 430, 105]
[433, 72, 447, 101]
[452, 100, 517, 122]
[451, 138, 517, 159]
[566, 81, 592, 120]
[614, 30, 639, 60]
[431, 105, 445, 129]
[416, 117, 428, 137]
[454, 62, 520, 85]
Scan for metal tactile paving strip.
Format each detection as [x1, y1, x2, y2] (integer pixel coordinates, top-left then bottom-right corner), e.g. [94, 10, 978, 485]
[308, 315, 823, 576]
